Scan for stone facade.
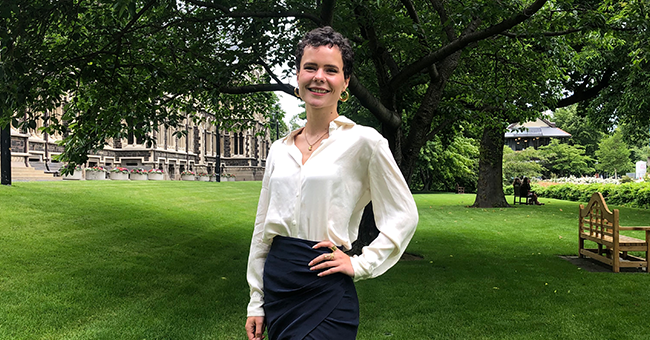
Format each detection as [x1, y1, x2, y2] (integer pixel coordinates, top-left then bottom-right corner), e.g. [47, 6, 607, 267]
[7, 108, 272, 181]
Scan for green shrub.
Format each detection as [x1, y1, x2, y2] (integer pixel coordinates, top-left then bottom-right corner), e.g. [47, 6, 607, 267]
[534, 181, 650, 208]
[634, 185, 650, 208]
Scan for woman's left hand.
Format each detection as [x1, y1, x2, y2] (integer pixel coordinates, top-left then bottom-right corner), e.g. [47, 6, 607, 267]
[309, 241, 355, 278]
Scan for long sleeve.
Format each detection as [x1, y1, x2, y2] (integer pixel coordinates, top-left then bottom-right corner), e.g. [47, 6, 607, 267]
[350, 138, 419, 281]
[246, 145, 275, 317]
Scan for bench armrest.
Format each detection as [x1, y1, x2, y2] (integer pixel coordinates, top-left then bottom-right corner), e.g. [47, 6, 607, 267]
[620, 226, 650, 231]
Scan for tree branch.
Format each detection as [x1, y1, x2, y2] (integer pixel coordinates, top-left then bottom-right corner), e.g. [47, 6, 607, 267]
[389, 0, 548, 90]
[219, 83, 295, 96]
[400, 0, 429, 48]
[425, 115, 458, 141]
[501, 28, 582, 38]
[353, 4, 400, 109]
[554, 68, 613, 108]
[348, 75, 401, 129]
[429, 0, 456, 42]
[320, 0, 336, 26]
[58, 0, 157, 66]
[256, 58, 293, 94]
[183, 0, 322, 25]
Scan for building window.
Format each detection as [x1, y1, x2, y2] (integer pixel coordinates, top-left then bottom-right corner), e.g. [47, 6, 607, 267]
[239, 132, 244, 155]
[232, 132, 245, 155]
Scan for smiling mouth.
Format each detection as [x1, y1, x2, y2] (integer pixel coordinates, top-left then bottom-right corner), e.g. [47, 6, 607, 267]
[308, 88, 330, 94]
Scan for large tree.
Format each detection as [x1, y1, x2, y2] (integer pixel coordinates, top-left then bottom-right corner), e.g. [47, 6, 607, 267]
[0, 0, 287, 176]
[460, 1, 646, 207]
[3, 1, 645, 230]
[595, 129, 634, 177]
[2, 0, 555, 176]
[552, 105, 604, 158]
[538, 139, 594, 177]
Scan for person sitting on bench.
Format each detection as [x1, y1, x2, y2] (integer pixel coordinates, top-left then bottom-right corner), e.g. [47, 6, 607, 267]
[521, 177, 543, 205]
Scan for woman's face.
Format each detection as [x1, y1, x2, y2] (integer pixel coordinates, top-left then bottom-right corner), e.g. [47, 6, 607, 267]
[296, 45, 349, 110]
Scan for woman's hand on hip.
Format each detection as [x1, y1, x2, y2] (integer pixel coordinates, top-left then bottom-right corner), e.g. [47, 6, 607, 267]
[245, 316, 265, 340]
[309, 241, 355, 277]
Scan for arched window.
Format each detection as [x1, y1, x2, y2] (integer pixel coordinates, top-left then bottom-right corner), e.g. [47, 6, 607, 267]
[233, 133, 239, 155]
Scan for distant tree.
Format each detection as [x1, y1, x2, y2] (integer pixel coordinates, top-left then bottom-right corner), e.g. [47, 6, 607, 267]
[263, 95, 288, 142]
[630, 146, 650, 164]
[538, 140, 594, 178]
[614, 119, 649, 165]
[288, 114, 305, 132]
[551, 105, 604, 158]
[412, 135, 478, 192]
[502, 146, 543, 185]
[269, 116, 289, 142]
[595, 129, 634, 177]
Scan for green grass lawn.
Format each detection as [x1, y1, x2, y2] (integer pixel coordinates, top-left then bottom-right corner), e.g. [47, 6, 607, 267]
[1, 181, 649, 339]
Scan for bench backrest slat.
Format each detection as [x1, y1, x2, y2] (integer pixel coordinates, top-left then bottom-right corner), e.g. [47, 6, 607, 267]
[579, 192, 619, 241]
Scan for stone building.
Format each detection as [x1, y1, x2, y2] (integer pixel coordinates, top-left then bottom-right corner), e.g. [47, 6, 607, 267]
[4, 106, 272, 181]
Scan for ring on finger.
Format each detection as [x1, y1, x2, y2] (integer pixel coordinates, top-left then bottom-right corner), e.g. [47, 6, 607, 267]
[330, 245, 338, 252]
[328, 253, 335, 261]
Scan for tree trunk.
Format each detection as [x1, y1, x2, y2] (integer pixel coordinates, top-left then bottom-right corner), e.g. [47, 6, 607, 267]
[472, 125, 509, 208]
[347, 203, 379, 256]
[353, 54, 461, 252]
[1, 124, 11, 185]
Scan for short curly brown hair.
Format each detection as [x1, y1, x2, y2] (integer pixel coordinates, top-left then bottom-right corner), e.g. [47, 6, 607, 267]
[295, 26, 354, 79]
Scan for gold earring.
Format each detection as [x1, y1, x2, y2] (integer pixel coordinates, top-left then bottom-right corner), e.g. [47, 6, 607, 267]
[294, 87, 300, 98]
[339, 89, 350, 102]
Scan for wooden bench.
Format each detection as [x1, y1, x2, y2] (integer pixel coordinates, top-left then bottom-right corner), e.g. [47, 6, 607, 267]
[456, 183, 464, 194]
[579, 192, 650, 273]
[513, 184, 530, 205]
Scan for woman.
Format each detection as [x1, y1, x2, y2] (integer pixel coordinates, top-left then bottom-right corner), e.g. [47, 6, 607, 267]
[521, 177, 542, 205]
[245, 27, 419, 340]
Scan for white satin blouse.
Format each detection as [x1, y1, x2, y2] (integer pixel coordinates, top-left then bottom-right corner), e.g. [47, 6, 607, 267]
[246, 116, 418, 317]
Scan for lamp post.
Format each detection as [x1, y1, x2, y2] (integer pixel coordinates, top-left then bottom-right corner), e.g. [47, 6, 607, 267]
[216, 122, 221, 182]
[274, 112, 279, 141]
[1, 123, 11, 185]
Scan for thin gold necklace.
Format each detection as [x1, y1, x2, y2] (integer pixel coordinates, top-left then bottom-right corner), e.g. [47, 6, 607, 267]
[304, 130, 329, 151]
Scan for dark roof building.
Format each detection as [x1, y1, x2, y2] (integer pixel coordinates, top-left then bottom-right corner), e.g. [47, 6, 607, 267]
[504, 118, 571, 151]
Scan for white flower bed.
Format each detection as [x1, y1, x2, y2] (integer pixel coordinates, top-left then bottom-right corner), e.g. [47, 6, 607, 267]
[543, 176, 620, 185]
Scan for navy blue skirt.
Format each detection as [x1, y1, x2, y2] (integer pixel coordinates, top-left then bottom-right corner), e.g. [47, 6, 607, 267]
[263, 236, 359, 340]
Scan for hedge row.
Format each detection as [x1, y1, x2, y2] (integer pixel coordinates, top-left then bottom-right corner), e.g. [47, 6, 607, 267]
[505, 182, 650, 209]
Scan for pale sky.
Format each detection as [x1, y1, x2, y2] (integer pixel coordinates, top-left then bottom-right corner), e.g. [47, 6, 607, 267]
[277, 90, 302, 126]
[273, 66, 303, 127]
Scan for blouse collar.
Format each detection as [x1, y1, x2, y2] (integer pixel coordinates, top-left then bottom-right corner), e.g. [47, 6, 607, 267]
[284, 116, 356, 145]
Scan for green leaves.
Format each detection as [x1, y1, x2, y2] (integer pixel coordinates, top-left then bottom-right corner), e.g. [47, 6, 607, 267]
[595, 129, 634, 175]
[502, 146, 544, 184]
[412, 135, 479, 192]
[538, 139, 595, 177]
[552, 105, 604, 157]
